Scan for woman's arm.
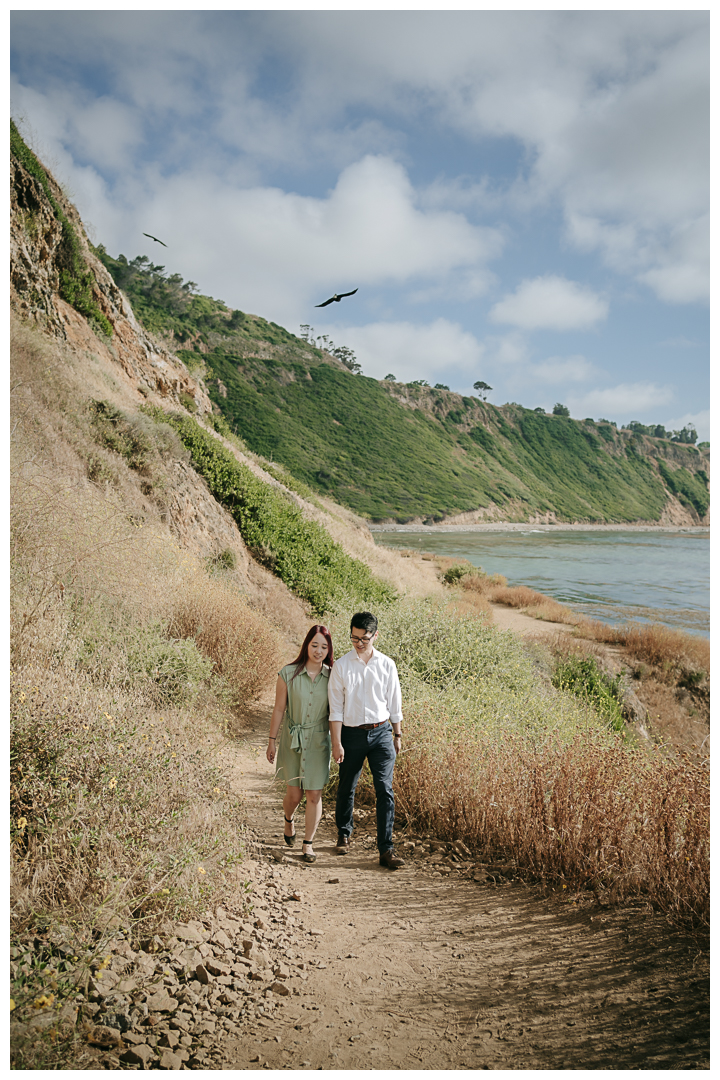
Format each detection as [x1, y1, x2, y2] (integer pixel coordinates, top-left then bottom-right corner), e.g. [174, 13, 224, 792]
[266, 676, 288, 764]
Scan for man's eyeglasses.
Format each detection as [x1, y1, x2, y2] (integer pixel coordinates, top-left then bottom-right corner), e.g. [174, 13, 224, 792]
[351, 633, 375, 645]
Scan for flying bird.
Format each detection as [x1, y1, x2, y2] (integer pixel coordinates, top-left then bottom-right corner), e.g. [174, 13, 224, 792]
[143, 232, 167, 247]
[315, 288, 358, 308]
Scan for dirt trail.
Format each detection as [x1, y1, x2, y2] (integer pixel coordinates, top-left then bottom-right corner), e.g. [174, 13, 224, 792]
[215, 707, 709, 1072]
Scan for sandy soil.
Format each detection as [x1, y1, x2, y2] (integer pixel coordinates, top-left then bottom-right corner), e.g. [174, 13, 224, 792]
[213, 707, 709, 1072]
[487, 603, 574, 638]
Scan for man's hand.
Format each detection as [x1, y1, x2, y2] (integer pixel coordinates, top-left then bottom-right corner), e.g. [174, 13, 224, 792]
[329, 721, 344, 764]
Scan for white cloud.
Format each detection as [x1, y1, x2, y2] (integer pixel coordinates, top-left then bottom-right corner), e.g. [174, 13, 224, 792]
[98, 155, 503, 328]
[528, 355, 596, 384]
[322, 319, 485, 384]
[11, 11, 707, 309]
[566, 382, 675, 420]
[489, 276, 608, 331]
[483, 332, 530, 368]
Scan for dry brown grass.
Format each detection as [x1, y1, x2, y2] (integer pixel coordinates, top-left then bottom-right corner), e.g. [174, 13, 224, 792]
[462, 573, 709, 677]
[162, 568, 284, 712]
[446, 591, 494, 621]
[395, 726, 709, 927]
[10, 319, 284, 945]
[9, 657, 257, 1025]
[582, 620, 709, 673]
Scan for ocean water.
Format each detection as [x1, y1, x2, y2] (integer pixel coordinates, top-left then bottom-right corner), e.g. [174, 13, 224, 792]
[372, 529, 709, 638]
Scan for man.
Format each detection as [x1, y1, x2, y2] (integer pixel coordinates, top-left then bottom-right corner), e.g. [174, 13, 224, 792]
[328, 611, 405, 870]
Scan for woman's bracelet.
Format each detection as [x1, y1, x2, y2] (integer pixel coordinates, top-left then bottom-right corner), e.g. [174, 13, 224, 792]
[268, 736, 276, 741]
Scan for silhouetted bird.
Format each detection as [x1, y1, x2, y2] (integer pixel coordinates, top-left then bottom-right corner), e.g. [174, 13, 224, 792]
[315, 288, 358, 308]
[143, 232, 167, 247]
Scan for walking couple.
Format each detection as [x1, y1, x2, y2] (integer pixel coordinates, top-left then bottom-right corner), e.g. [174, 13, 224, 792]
[266, 612, 405, 869]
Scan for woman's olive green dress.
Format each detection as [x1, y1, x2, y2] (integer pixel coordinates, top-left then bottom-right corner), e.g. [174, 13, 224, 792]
[275, 663, 331, 790]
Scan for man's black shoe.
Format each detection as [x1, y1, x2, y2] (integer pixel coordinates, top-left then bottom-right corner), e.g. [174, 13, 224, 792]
[336, 834, 350, 854]
[379, 849, 405, 870]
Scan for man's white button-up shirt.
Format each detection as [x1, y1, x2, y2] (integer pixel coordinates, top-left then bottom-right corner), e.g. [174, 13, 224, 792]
[328, 648, 403, 727]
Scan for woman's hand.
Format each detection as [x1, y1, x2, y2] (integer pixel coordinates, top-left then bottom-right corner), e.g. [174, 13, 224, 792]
[266, 740, 276, 764]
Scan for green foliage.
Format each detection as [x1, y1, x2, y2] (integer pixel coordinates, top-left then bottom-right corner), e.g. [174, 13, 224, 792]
[88, 400, 186, 489]
[657, 461, 709, 516]
[11, 121, 113, 337]
[328, 597, 609, 742]
[77, 617, 215, 703]
[697, 441, 709, 450]
[628, 421, 672, 439]
[441, 564, 475, 585]
[144, 408, 394, 614]
[553, 403, 570, 416]
[551, 656, 625, 733]
[96, 247, 310, 356]
[207, 548, 237, 572]
[671, 425, 698, 445]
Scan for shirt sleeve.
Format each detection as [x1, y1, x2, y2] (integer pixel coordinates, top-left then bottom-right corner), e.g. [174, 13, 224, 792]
[386, 659, 403, 723]
[327, 663, 345, 725]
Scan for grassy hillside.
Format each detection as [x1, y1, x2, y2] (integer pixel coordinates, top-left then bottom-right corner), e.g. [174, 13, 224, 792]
[95, 249, 710, 525]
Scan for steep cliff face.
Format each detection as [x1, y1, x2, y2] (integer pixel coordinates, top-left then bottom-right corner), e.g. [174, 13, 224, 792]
[10, 152, 212, 417]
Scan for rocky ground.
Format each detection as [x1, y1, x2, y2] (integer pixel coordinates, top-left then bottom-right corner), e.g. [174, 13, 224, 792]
[13, 701, 709, 1071]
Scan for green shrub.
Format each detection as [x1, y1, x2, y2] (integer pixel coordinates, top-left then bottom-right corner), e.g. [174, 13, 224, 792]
[76, 617, 215, 704]
[441, 564, 474, 585]
[551, 656, 625, 733]
[328, 597, 603, 741]
[207, 548, 237, 572]
[145, 408, 395, 614]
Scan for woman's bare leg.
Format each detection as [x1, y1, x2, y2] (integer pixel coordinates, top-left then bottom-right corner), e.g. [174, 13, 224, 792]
[283, 786, 303, 837]
[303, 790, 323, 843]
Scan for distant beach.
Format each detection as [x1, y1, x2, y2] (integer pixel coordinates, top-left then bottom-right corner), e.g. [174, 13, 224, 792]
[370, 522, 709, 534]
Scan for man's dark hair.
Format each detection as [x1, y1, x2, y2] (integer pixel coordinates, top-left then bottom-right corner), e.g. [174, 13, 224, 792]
[350, 611, 378, 635]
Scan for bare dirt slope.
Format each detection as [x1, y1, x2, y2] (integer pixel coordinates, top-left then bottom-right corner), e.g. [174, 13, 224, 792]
[215, 706, 709, 1072]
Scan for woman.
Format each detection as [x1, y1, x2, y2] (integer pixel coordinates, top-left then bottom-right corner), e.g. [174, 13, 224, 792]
[266, 625, 334, 863]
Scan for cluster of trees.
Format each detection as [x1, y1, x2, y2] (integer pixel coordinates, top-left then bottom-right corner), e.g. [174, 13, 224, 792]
[628, 421, 698, 444]
[95, 249, 199, 316]
[299, 325, 362, 373]
[538, 409, 700, 446]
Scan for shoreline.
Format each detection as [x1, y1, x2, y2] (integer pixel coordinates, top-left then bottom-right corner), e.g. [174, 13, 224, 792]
[370, 522, 709, 535]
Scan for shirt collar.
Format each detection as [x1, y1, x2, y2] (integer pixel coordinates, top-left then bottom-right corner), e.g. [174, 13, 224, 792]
[350, 647, 377, 663]
[298, 663, 329, 678]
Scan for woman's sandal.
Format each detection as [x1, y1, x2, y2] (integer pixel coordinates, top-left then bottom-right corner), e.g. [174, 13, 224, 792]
[301, 841, 317, 864]
[283, 815, 296, 847]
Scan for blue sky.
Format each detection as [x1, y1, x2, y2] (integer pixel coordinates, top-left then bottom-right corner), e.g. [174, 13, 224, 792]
[11, 10, 709, 437]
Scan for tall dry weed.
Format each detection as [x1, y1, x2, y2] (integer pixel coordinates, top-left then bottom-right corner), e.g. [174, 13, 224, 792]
[162, 568, 284, 711]
[395, 726, 708, 927]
